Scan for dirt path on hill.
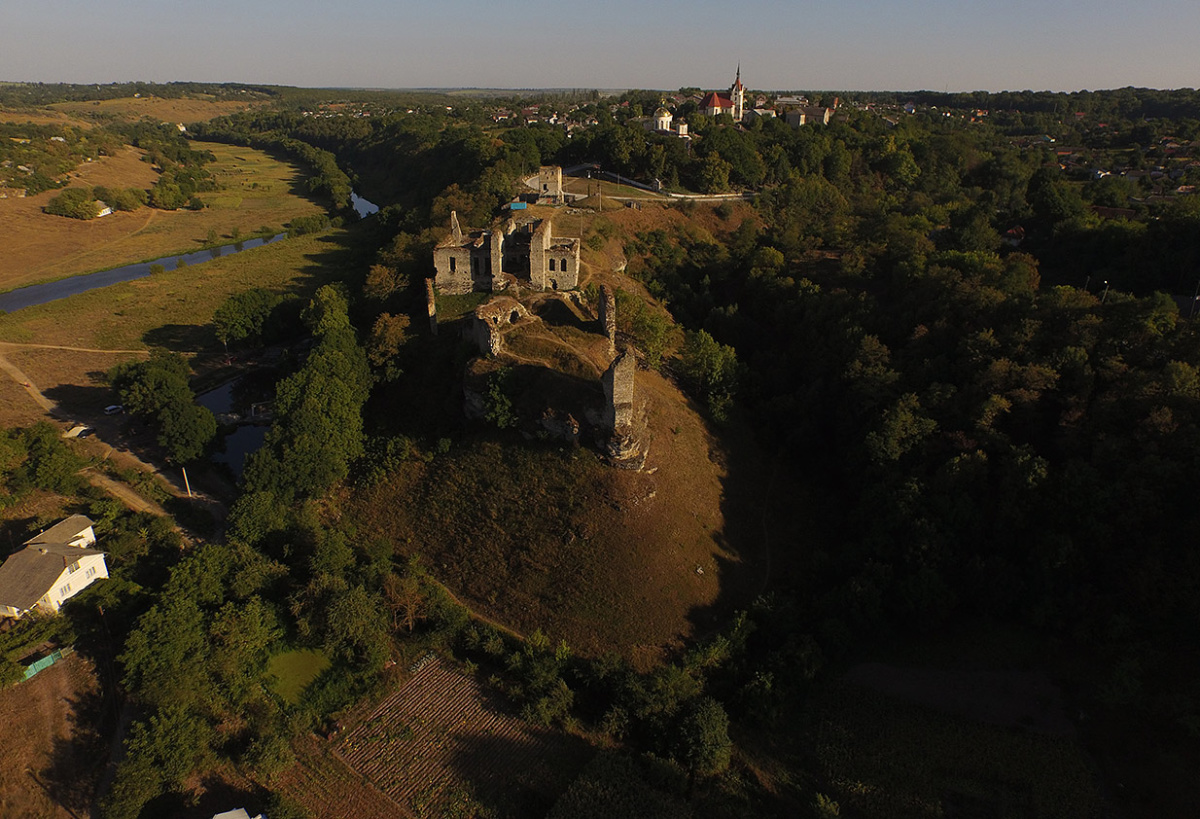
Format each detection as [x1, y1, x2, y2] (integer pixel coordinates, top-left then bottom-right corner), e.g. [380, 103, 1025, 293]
[0, 348, 57, 413]
[0, 341, 151, 355]
[0, 343, 217, 531]
[79, 468, 168, 516]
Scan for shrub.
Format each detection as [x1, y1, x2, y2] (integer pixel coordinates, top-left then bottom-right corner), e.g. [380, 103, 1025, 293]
[287, 214, 332, 237]
[44, 187, 99, 219]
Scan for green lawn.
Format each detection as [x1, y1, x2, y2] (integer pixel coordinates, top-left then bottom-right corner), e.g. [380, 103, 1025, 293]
[268, 649, 332, 705]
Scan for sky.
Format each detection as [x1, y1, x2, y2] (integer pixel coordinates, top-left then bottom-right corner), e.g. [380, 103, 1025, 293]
[1, 0, 1197, 93]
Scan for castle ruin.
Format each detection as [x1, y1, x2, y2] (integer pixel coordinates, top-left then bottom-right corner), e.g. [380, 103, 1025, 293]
[599, 349, 647, 469]
[433, 211, 580, 295]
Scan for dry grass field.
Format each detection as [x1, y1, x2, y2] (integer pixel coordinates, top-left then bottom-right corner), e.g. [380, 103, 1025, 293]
[351, 364, 781, 667]
[0, 141, 325, 293]
[0, 108, 94, 128]
[47, 95, 258, 125]
[0, 654, 105, 819]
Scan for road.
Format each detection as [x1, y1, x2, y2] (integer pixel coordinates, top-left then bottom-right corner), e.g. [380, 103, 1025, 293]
[0, 343, 216, 525]
[79, 469, 169, 516]
[0, 347, 56, 413]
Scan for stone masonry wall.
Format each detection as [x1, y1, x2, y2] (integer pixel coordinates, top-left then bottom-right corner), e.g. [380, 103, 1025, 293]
[601, 350, 636, 430]
[599, 285, 616, 358]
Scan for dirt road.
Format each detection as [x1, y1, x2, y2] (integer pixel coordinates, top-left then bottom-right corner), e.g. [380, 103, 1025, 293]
[0, 347, 56, 413]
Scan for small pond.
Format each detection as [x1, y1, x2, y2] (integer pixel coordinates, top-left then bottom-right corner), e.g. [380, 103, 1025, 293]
[197, 377, 273, 478]
[351, 191, 380, 218]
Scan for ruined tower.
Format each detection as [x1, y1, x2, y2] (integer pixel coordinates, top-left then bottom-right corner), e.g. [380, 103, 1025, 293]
[601, 350, 636, 431]
[598, 285, 616, 359]
[599, 349, 645, 468]
[425, 278, 438, 335]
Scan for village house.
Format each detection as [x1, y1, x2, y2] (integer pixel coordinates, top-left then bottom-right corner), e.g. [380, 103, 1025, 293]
[784, 105, 835, 127]
[0, 515, 108, 619]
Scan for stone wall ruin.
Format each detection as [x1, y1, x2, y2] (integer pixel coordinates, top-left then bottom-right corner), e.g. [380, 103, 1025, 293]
[433, 211, 579, 296]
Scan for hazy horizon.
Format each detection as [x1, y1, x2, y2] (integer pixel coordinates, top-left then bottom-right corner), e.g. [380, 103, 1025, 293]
[2, 0, 1198, 95]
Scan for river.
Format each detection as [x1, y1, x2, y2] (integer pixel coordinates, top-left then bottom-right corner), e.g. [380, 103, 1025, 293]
[351, 191, 380, 218]
[0, 233, 286, 314]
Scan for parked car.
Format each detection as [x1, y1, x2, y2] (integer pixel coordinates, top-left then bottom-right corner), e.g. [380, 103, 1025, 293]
[104, 404, 124, 415]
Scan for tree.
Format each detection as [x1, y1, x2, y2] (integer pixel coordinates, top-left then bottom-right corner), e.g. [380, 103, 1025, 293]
[678, 329, 738, 419]
[677, 696, 732, 780]
[212, 288, 284, 349]
[157, 400, 217, 463]
[44, 187, 99, 219]
[367, 312, 411, 381]
[865, 393, 937, 463]
[324, 585, 390, 666]
[149, 181, 187, 210]
[384, 560, 428, 633]
[695, 152, 732, 194]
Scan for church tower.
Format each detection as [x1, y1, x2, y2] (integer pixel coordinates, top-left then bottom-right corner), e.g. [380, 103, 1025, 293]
[730, 64, 745, 122]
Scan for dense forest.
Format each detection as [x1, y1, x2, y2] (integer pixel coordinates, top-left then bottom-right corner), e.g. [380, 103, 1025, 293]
[5, 82, 1200, 817]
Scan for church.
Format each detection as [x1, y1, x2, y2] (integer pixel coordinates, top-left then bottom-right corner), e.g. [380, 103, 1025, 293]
[699, 66, 746, 122]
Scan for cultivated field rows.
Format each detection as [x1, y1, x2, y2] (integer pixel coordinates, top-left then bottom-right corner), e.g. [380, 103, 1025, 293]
[336, 658, 591, 816]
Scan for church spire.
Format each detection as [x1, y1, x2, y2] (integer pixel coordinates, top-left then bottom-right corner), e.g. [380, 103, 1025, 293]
[731, 63, 745, 122]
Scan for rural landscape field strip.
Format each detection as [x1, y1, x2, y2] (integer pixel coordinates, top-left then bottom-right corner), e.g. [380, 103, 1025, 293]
[336, 658, 588, 814]
[278, 734, 412, 819]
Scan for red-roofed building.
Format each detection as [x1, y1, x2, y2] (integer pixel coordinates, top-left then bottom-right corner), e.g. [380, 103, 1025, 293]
[701, 66, 746, 121]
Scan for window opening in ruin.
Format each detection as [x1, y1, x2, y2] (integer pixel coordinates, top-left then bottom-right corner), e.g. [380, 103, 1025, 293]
[549, 258, 556, 272]
[449, 257, 456, 272]
[510, 310, 521, 323]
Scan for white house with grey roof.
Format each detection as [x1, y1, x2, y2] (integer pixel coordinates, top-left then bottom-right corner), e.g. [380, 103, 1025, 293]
[0, 515, 108, 619]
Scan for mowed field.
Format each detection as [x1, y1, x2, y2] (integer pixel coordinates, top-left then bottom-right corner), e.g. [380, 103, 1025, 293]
[0, 141, 325, 292]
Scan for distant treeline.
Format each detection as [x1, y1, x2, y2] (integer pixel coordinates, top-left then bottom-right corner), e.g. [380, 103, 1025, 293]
[857, 86, 1200, 120]
[0, 81, 278, 107]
